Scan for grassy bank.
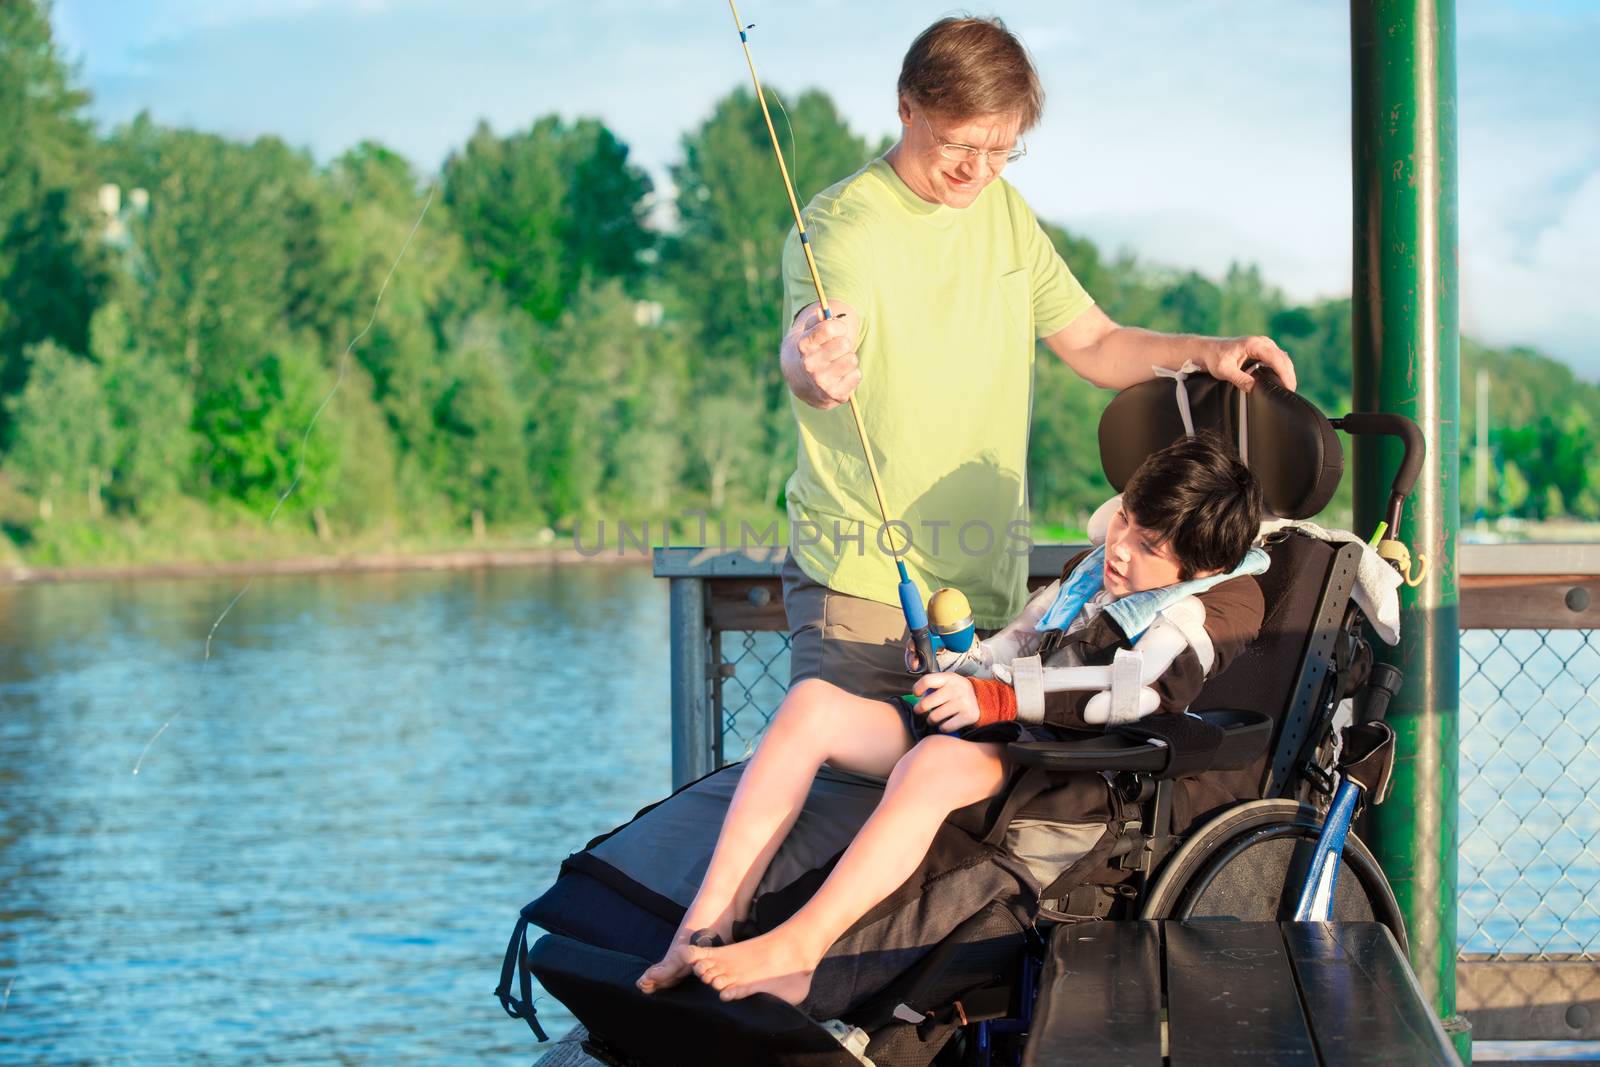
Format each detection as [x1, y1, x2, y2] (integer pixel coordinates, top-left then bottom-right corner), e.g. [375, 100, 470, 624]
[0, 496, 1107, 583]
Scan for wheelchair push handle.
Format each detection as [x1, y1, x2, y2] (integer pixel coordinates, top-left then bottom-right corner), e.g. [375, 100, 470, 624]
[1330, 412, 1426, 535]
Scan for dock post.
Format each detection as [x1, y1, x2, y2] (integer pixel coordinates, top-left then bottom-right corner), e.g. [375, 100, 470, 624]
[669, 576, 717, 789]
[1350, 0, 1466, 1057]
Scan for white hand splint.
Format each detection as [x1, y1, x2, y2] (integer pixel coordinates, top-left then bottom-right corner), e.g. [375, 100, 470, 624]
[992, 610, 1215, 726]
[923, 579, 1060, 678]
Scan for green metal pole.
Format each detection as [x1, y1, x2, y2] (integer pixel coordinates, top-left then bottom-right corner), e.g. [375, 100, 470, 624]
[1350, 0, 1466, 1057]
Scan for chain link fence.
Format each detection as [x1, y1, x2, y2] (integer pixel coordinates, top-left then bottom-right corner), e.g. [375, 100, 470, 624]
[715, 630, 792, 762]
[1460, 628, 1600, 958]
[712, 626, 1600, 959]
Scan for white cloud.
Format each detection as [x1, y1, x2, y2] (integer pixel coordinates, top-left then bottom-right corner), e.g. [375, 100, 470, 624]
[1463, 169, 1600, 374]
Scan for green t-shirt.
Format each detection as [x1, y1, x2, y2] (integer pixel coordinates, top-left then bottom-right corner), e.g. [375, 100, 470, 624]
[782, 158, 1094, 628]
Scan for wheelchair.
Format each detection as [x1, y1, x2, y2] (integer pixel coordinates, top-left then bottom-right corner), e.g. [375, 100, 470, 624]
[501, 366, 1424, 1067]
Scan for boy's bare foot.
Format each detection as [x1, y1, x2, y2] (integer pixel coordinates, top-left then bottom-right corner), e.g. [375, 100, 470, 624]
[685, 929, 821, 1005]
[637, 927, 727, 994]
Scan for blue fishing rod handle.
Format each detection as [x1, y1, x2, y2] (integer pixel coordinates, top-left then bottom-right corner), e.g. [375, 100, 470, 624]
[897, 571, 939, 675]
[898, 577, 928, 630]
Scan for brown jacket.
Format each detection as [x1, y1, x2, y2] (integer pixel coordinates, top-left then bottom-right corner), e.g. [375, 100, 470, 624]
[1031, 569, 1265, 731]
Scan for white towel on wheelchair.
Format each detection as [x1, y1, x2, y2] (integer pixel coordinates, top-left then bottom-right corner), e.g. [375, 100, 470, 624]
[1259, 517, 1402, 645]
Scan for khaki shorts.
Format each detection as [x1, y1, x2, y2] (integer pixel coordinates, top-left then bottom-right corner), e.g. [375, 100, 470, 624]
[782, 555, 919, 703]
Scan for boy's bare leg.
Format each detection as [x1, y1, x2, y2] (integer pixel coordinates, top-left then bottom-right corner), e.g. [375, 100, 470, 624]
[637, 679, 913, 993]
[688, 735, 1008, 1005]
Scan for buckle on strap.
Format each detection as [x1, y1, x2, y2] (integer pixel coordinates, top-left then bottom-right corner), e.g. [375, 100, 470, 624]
[494, 917, 548, 1042]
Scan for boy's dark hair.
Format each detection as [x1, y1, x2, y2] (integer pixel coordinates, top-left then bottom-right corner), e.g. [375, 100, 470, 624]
[1121, 432, 1263, 580]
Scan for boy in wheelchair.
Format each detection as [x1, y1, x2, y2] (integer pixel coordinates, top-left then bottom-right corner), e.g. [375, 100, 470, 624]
[638, 432, 1266, 1008]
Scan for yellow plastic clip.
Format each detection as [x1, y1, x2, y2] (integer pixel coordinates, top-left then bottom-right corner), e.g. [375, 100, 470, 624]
[1377, 538, 1429, 587]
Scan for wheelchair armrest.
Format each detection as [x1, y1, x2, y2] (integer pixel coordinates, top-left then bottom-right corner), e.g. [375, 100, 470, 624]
[1006, 733, 1171, 774]
[1005, 709, 1272, 778]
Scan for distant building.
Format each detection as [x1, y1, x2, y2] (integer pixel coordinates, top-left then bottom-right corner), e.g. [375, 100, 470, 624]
[96, 182, 148, 250]
[634, 300, 664, 328]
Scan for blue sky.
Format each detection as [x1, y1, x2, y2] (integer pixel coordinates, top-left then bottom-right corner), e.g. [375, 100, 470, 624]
[50, 0, 1600, 378]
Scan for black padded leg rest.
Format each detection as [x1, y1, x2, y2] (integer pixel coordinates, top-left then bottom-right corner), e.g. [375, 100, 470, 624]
[527, 933, 864, 1067]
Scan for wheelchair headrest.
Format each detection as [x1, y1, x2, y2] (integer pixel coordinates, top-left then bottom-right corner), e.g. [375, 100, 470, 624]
[1097, 367, 1342, 519]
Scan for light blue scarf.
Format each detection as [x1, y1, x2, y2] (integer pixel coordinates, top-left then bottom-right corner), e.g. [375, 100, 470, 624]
[1037, 544, 1271, 641]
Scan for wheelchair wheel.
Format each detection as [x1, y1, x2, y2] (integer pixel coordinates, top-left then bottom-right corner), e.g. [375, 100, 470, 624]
[1137, 799, 1408, 956]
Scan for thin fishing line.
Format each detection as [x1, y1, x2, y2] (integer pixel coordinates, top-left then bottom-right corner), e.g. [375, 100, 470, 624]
[768, 86, 798, 196]
[132, 186, 436, 776]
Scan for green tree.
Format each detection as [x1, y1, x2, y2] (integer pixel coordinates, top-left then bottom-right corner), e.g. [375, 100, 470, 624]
[1027, 353, 1114, 526]
[326, 143, 489, 508]
[89, 303, 194, 513]
[609, 314, 690, 514]
[1217, 263, 1276, 339]
[430, 316, 532, 533]
[4, 340, 112, 520]
[522, 281, 680, 521]
[1266, 300, 1352, 415]
[318, 364, 401, 536]
[191, 342, 340, 519]
[1152, 270, 1223, 335]
[443, 117, 653, 324]
[0, 0, 105, 407]
[101, 117, 314, 391]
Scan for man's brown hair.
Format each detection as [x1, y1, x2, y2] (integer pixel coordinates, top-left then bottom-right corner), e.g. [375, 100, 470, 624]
[897, 17, 1044, 131]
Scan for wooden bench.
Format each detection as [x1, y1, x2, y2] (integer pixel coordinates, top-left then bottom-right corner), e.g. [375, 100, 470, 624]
[1024, 920, 1459, 1065]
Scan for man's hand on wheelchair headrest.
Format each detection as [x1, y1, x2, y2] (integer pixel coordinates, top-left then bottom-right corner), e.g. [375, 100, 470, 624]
[1201, 335, 1297, 394]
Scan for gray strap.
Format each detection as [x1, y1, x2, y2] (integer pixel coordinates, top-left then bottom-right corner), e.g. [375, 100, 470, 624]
[1109, 648, 1144, 725]
[1152, 362, 1202, 438]
[1238, 388, 1250, 465]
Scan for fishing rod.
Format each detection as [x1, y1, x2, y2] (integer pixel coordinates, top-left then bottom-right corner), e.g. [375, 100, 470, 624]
[725, 0, 965, 674]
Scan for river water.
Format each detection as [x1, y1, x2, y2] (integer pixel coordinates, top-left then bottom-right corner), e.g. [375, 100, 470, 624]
[1, 566, 1595, 1063]
[0, 566, 670, 1063]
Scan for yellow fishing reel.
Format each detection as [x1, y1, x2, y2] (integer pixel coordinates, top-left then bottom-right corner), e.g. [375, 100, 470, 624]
[927, 587, 977, 653]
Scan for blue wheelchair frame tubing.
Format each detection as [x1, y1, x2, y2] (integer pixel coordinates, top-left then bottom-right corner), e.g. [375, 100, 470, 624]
[1293, 777, 1364, 921]
[972, 949, 1039, 1066]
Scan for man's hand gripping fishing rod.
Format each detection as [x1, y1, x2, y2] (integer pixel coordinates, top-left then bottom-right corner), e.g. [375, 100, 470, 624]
[725, 1, 973, 677]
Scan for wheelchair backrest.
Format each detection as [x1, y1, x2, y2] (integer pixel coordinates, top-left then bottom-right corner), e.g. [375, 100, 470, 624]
[1190, 531, 1362, 802]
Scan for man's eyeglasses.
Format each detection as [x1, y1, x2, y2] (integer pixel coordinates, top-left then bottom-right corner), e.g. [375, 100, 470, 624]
[920, 114, 1027, 167]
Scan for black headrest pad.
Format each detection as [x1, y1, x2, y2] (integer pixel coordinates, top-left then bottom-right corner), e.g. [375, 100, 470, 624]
[1097, 368, 1343, 519]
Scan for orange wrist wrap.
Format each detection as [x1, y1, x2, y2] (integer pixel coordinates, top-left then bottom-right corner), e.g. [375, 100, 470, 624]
[970, 678, 1018, 728]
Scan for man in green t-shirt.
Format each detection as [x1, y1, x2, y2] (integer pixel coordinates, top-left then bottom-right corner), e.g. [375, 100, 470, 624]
[780, 16, 1298, 701]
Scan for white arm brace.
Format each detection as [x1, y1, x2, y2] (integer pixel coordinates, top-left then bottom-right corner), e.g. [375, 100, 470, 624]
[994, 605, 1216, 726]
[929, 580, 1060, 679]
